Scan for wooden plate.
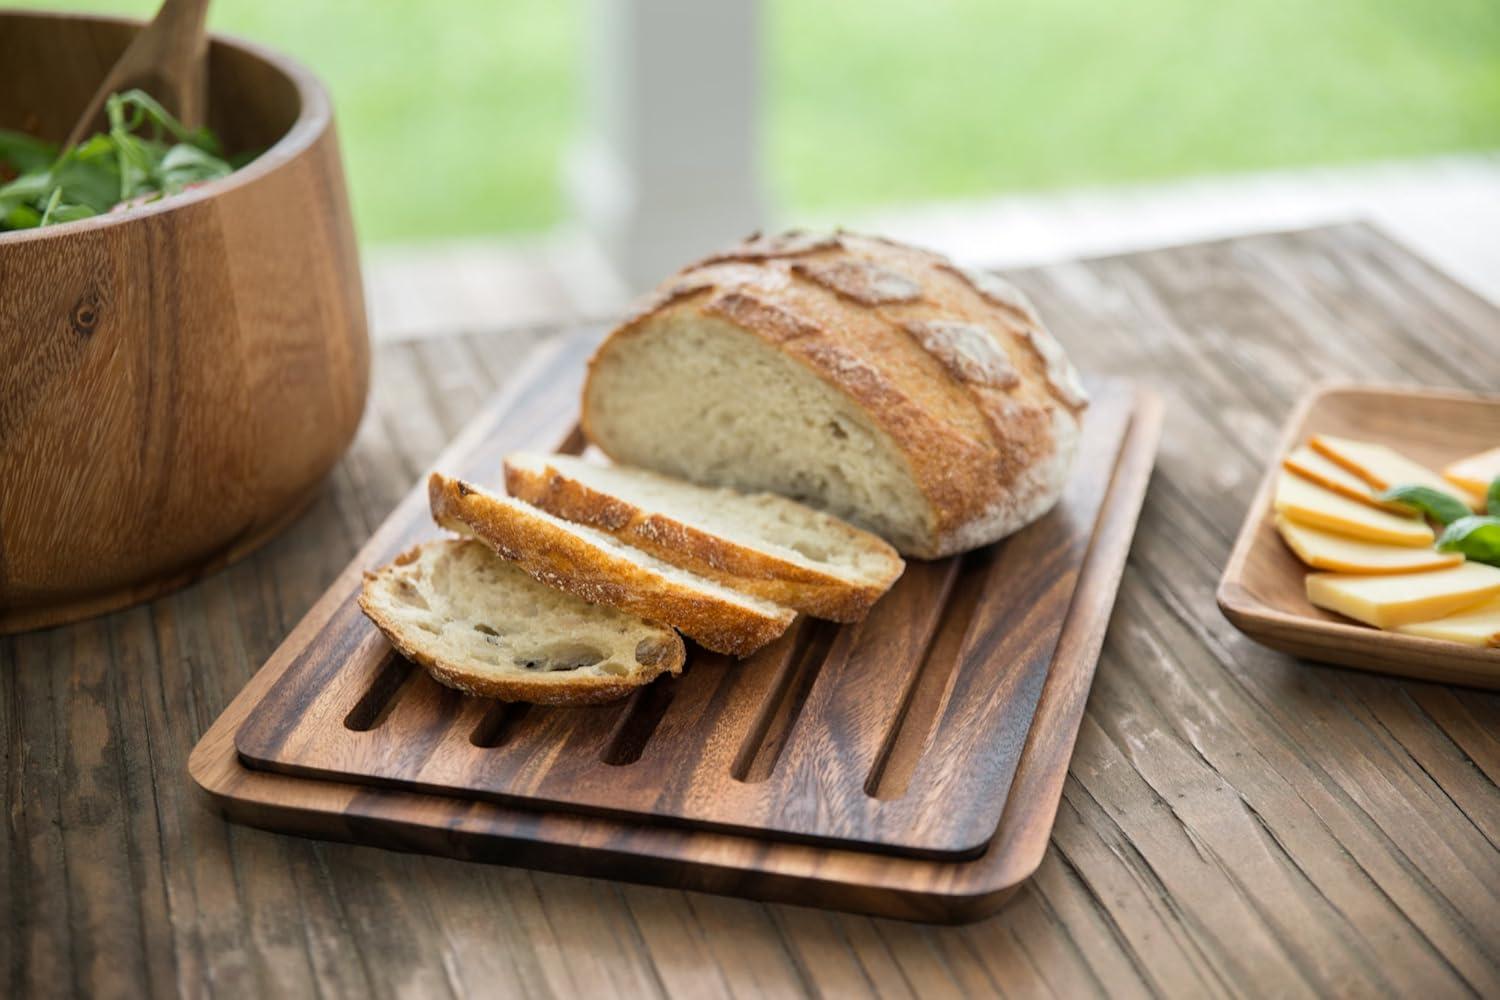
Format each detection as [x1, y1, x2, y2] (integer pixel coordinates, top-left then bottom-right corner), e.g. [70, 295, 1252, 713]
[1218, 384, 1500, 689]
[190, 342, 1161, 919]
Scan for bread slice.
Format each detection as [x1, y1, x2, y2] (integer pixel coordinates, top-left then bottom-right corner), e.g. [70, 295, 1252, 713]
[359, 539, 685, 704]
[504, 452, 904, 621]
[429, 473, 797, 656]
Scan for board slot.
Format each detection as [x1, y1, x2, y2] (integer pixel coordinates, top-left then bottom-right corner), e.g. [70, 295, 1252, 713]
[866, 544, 999, 799]
[469, 702, 531, 748]
[600, 676, 680, 765]
[730, 619, 839, 783]
[343, 652, 413, 732]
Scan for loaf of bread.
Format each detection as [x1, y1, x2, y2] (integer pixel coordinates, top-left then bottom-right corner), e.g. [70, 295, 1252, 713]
[359, 539, 685, 704]
[580, 230, 1088, 558]
[504, 451, 904, 621]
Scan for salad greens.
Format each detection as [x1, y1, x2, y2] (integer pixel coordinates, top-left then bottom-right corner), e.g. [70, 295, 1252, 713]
[1433, 475, 1500, 567]
[0, 90, 251, 231]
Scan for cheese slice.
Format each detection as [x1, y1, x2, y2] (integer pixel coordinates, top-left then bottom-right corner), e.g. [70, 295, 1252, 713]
[1309, 434, 1483, 511]
[1274, 473, 1433, 547]
[1275, 516, 1461, 574]
[1396, 596, 1500, 647]
[1443, 446, 1500, 499]
[1306, 562, 1500, 629]
[1282, 446, 1401, 511]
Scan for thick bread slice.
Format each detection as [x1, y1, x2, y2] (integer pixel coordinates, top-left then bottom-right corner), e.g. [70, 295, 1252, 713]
[504, 452, 905, 622]
[429, 473, 796, 656]
[581, 230, 1086, 558]
[358, 539, 685, 705]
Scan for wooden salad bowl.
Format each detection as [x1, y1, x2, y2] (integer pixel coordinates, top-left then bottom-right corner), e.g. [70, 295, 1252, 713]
[0, 11, 369, 634]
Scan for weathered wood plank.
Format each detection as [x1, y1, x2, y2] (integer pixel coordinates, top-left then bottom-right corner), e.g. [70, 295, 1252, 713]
[4, 224, 1498, 998]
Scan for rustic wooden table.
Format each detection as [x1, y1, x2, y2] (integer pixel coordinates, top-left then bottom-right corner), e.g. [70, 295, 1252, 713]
[4, 224, 1497, 999]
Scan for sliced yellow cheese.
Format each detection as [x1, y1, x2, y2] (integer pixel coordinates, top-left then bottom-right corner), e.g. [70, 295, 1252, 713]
[1282, 445, 1400, 511]
[1443, 446, 1500, 499]
[1396, 596, 1500, 647]
[1275, 516, 1462, 574]
[1306, 562, 1500, 629]
[1309, 434, 1483, 510]
[1274, 473, 1433, 547]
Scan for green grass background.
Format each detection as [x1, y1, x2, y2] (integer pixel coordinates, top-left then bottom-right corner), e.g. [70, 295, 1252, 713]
[11, 0, 1500, 242]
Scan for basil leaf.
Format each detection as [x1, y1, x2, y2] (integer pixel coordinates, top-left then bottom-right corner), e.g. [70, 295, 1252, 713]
[37, 187, 63, 227]
[0, 128, 58, 174]
[1488, 476, 1500, 517]
[50, 151, 124, 214]
[1377, 483, 1471, 526]
[1436, 515, 1500, 566]
[3, 202, 40, 229]
[157, 143, 233, 193]
[47, 203, 98, 223]
[0, 171, 54, 201]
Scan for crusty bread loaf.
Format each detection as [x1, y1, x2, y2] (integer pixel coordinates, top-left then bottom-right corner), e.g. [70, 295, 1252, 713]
[504, 451, 904, 621]
[358, 539, 685, 704]
[580, 230, 1087, 558]
[429, 473, 796, 656]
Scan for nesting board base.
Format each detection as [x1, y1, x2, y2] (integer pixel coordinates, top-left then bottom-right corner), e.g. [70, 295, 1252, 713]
[189, 336, 1161, 922]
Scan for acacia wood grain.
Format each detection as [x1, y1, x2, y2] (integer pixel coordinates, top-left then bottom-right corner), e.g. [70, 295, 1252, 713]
[0, 11, 367, 633]
[5, 225, 1499, 998]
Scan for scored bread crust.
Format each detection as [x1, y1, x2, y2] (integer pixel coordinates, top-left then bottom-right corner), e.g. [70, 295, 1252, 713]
[503, 453, 904, 622]
[358, 540, 685, 705]
[580, 230, 1088, 559]
[429, 474, 796, 656]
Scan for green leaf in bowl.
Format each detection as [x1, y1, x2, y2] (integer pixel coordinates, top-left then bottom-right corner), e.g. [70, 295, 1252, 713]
[0, 128, 57, 175]
[156, 142, 233, 193]
[1377, 483, 1472, 526]
[1488, 476, 1500, 517]
[1436, 515, 1500, 566]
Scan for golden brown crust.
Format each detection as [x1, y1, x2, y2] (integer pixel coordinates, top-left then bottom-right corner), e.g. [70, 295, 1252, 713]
[428, 474, 796, 656]
[503, 457, 903, 622]
[790, 257, 924, 305]
[582, 230, 1087, 558]
[356, 542, 684, 705]
[695, 229, 842, 265]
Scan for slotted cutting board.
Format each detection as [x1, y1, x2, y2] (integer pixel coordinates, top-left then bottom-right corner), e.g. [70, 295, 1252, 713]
[194, 331, 1161, 917]
[233, 369, 1142, 859]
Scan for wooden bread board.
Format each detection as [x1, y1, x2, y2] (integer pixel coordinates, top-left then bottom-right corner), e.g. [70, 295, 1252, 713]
[191, 334, 1161, 919]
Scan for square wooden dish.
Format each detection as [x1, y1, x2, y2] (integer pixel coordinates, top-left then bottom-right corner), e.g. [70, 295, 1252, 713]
[1218, 384, 1500, 689]
[190, 336, 1162, 919]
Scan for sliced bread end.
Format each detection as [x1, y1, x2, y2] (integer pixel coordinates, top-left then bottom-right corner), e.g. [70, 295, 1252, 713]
[504, 452, 905, 622]
[359, 538, 685, 705]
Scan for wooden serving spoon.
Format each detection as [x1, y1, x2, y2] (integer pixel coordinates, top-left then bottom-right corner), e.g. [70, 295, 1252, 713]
[63, 0, 212, 150]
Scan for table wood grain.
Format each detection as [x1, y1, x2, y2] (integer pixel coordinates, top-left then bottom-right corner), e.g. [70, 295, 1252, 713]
[4, 223, 1497, 999]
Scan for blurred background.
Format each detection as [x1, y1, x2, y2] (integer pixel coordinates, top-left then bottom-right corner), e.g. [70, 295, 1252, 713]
[11, 0, 1500, 333]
